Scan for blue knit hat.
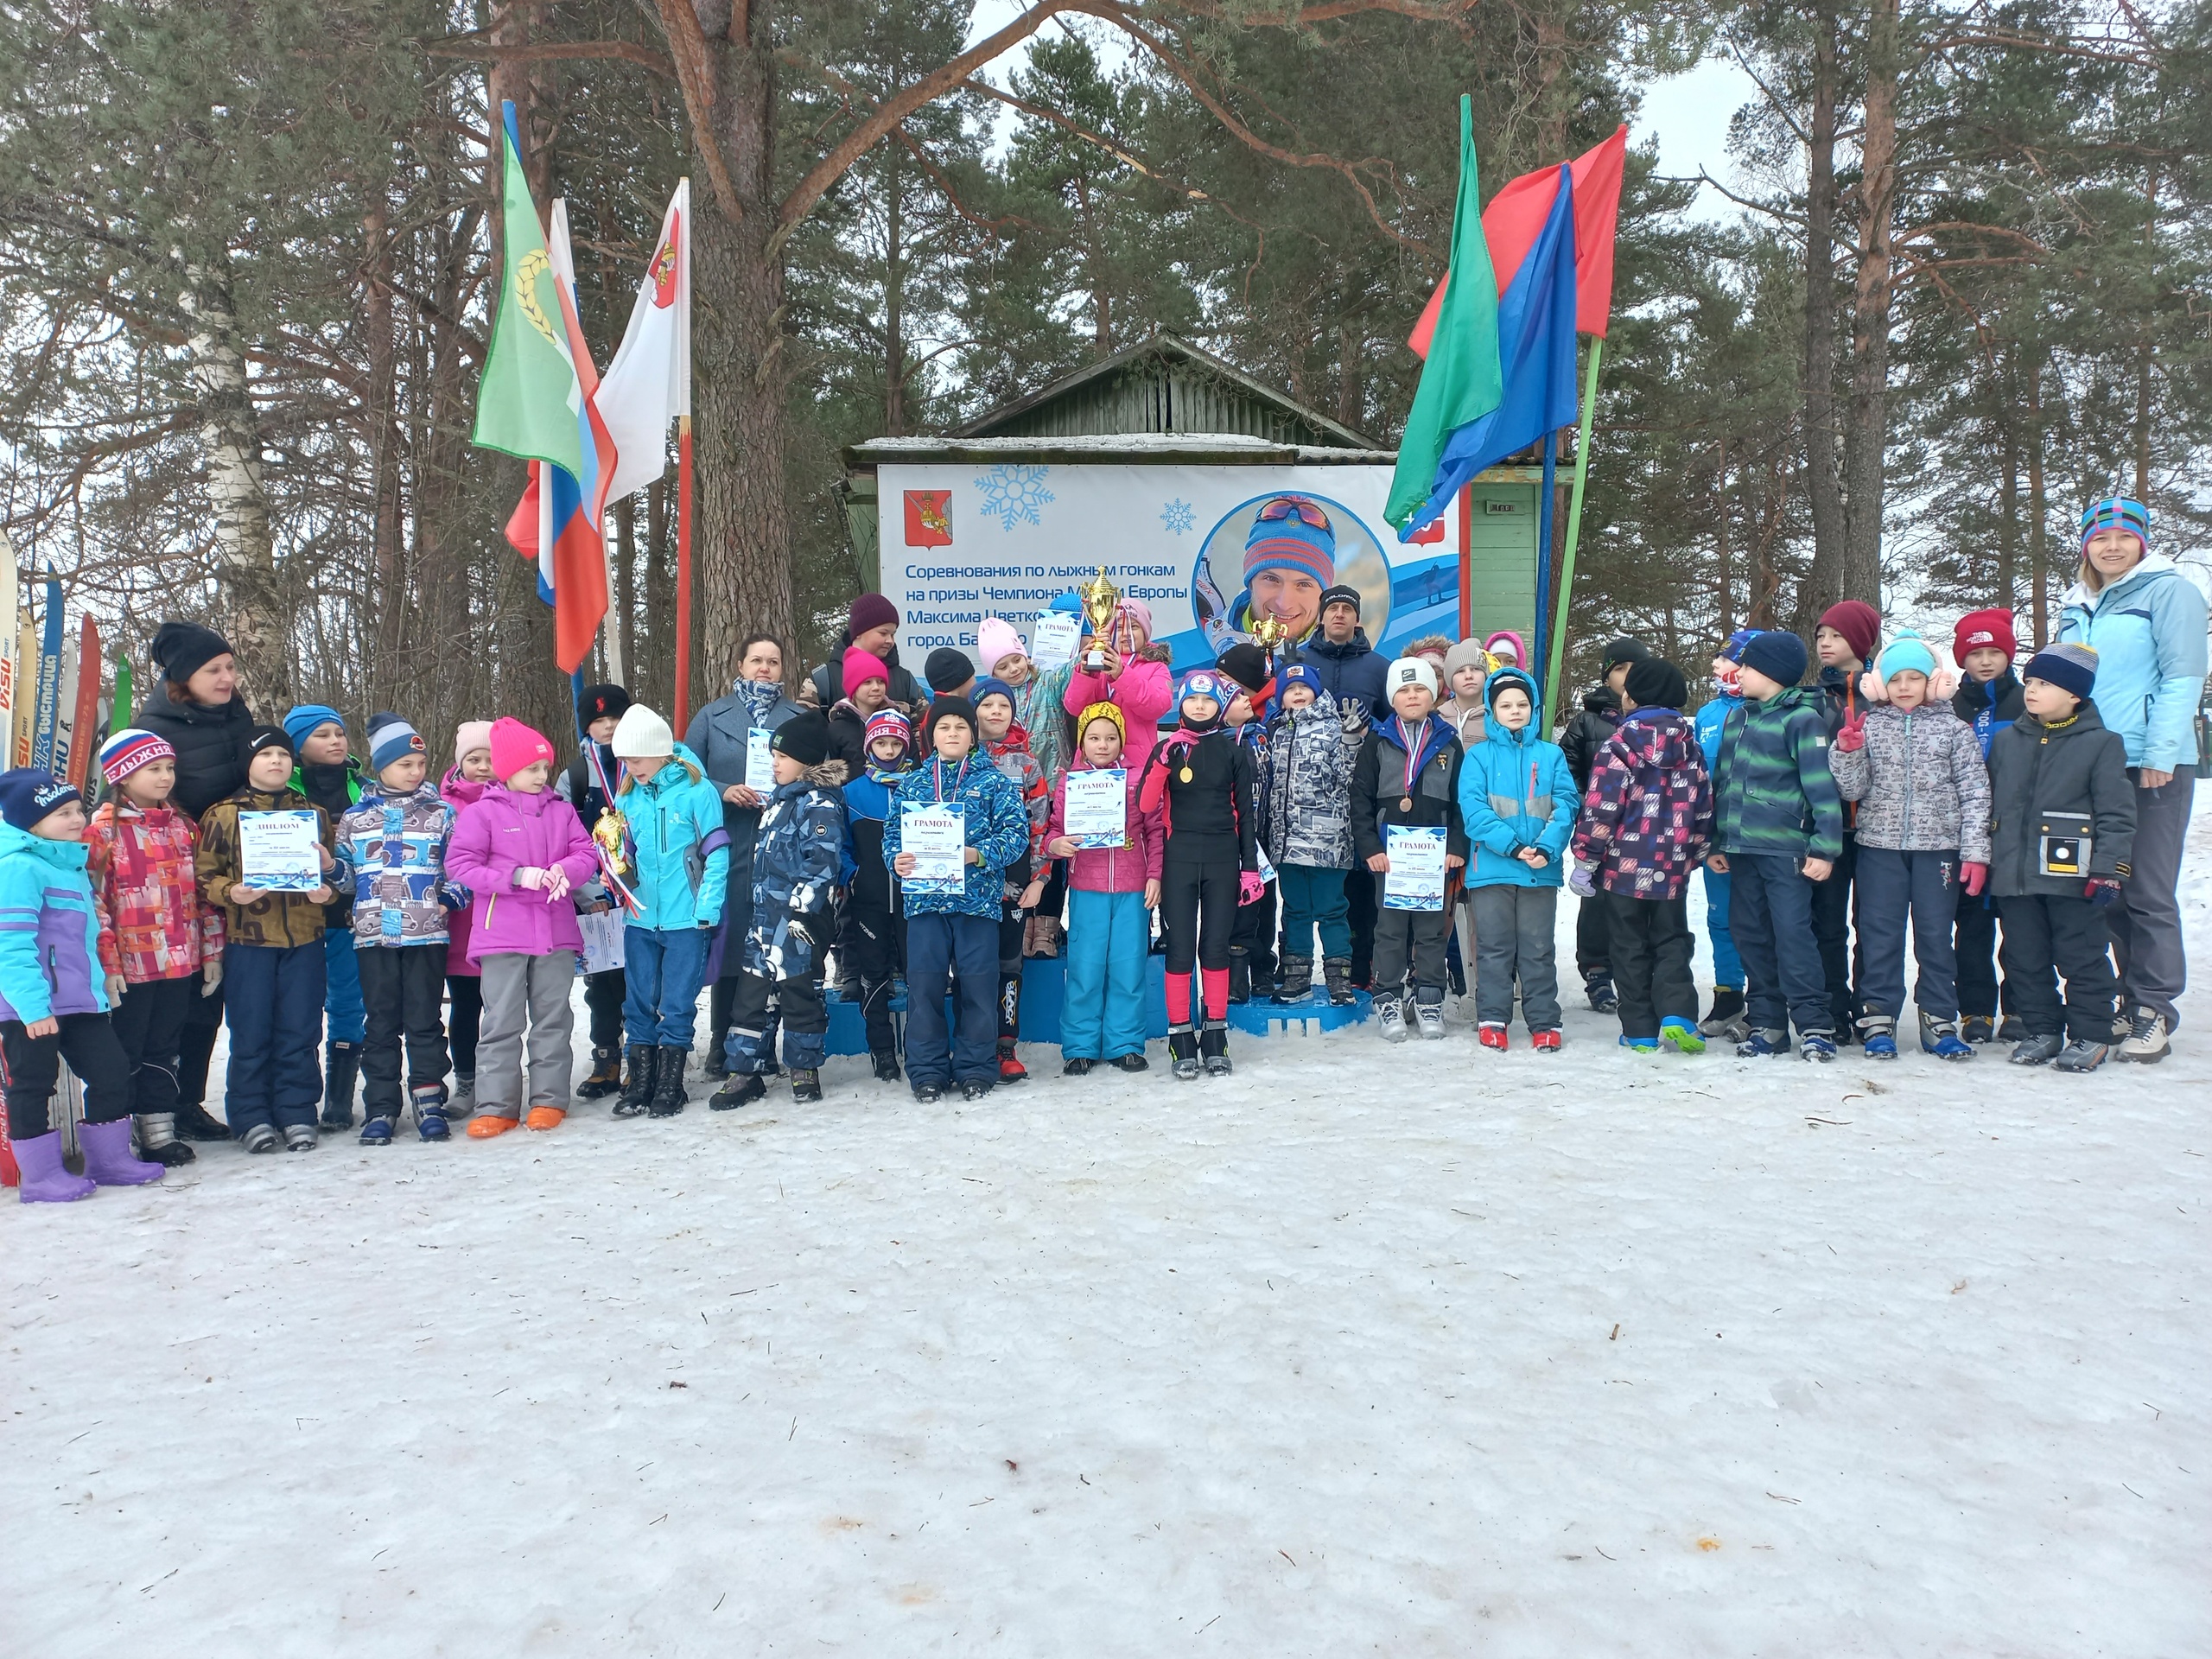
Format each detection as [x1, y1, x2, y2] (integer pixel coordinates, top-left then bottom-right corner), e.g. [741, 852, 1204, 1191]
[365, 712, 426, 774]
[2080, 495, 2150, 553]
[1243, 496, 1337, 588]
[1719, 628, 1758, 664]
[971, 676, 1015, 711]
[1279, 663, 1325, 702]
[283, 702, 345, 752]
[0, 768, 79, 832]
[2024, 641, 2099, 702]
[1875, 629, 1937, 683]
[1738, 630, 1808, 689]
[1178, 670, 1228, 709]
[1048, 591, 1085, 615]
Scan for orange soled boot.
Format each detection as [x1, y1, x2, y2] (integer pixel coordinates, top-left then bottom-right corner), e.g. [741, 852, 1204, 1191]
[524, 1106, 567, 1132]
[467, 1112, 522, 1139]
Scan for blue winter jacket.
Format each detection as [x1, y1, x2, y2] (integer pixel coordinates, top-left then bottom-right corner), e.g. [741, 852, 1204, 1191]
[880, 753, 1030, 921]
[0, 822, 110, 1023]
[616, 745, 730, 931]
[2056, 554, 2209, 772]
[1693, 691, 1742, 767]
[744, 773, 843, 981]
[1300, 629, 1390, 718]
[1456, 670, 1576, 889]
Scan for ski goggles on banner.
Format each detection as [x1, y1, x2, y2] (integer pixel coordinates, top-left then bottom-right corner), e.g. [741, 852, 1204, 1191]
[1255, 496, 1331, 531]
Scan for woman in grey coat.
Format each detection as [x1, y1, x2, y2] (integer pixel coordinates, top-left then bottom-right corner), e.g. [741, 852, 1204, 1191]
[685, 633, 805, 1074]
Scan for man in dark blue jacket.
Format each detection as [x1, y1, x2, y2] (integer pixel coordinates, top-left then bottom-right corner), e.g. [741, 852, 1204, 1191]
[1297, 587, 1386, 981]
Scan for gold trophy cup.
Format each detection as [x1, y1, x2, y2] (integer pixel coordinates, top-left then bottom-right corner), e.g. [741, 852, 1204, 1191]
[1248, 610, 1291, 656]
[1078, 566, 1122, 670]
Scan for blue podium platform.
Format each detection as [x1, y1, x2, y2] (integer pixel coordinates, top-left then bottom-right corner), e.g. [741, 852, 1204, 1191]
[821, 953, 1370, 1056]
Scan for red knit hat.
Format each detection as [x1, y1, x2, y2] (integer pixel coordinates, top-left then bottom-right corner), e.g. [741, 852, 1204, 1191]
[842, 646, 891, 695]
[1952, 608, 2018, 664]
[1817, 600, 1881, 664]
[488, 717, 555, 783]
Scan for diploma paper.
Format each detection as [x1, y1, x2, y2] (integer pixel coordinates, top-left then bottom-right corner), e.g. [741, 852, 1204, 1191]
[578, 906, 626, 976]
[1030, 612, 1080, 668]
[900, 804, 967, 897]
[746, 728, 777, 794]
[1062, 768, 1127, 849]
[1382, 825, 1447, 912]
[237, 809, 323, 893]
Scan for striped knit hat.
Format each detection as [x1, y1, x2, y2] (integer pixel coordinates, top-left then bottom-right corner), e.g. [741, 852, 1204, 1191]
[99, 728, 175, 786]
[2024, 641, 2099, 702]
[1243, 495, 1338, 588]
[864, 708, 912, 750]
[2080, 495, 2150, 553]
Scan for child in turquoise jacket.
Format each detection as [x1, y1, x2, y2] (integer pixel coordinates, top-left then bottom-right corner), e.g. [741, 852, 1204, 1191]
[1456, 668, 1576, 1050]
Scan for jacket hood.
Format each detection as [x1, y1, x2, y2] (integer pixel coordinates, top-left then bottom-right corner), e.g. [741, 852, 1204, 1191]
[1751, 683, 1822, 716]
[2060, 550, 2180, 611]
[0, 819, 88, 868]
[772, 760, 848, 796]
[1612, 708, 1701, 768]
[441, 766, 487, 808]
[1483, 667, 1544, 730]
[1580, 683, 1621, 715]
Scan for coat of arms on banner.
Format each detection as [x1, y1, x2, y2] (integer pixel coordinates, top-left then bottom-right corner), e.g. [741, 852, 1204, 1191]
[904, 489, 953, 547]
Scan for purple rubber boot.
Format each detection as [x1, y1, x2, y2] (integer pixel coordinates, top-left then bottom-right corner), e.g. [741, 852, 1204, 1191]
[14, 1131, 96, 1203]
[78, 1117, 165, 1186]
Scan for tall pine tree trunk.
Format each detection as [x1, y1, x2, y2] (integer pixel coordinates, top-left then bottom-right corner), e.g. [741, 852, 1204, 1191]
[1840, 0, 1898, 604]
[1802, 0, 1847, 607]
[2026, 353, 2049, 647]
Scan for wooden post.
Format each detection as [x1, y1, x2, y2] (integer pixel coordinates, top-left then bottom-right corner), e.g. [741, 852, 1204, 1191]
[676, 414, 694, 733]
[1543, 337, 1605, 718]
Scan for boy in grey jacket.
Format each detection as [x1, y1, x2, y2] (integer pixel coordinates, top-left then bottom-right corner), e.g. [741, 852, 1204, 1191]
[1829, 631, 1992, 1061]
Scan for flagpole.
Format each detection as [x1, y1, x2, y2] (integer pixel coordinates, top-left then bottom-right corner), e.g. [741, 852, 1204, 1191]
[1543, 337, 1605, 718]
[1534, 429, 1558, 696]
[675, 414, 694, 733]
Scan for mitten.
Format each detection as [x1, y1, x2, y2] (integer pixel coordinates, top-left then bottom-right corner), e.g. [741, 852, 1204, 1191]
[1568, 860, 1599, 898]
[512, 866, 546, 890]
[1239, 869, 1266, 905]
[1833, 711, 1868, 753]
[1959, 861, 1987, 897]
[2084, 875, 2122, 908]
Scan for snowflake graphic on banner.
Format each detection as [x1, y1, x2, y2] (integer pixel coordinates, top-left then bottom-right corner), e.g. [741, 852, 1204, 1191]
[1160, 499, 1197, 536]
[973, 463, 1054, 531]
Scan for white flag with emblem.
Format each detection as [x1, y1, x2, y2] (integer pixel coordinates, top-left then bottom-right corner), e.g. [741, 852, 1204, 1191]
[594, 179, 690, 505]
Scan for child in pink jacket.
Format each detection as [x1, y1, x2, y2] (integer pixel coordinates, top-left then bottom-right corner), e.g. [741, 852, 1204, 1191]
[1045, 702, 1163, 1074]
[445, 719, 599, 1135]
[1062, 598, 1173, 781]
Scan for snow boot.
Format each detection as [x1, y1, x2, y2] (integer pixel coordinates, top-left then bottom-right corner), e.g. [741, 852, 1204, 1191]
[1998, 1016, 2030, 1043]
[913, 1082, 944, 1103]
[447, 1074, 475, 1121]
[411, 1084, 450, 1141]
[576, 1046, 625, 1099]
[645, 1046, 689, 1117]
[702, 1042, 731, 1082]
[283, 1124, 318, 1152]
[1375, 995, 1408, 1043]
[467, 1110, 520, 1138]
[2053, 1039, 2108, 1073]
[1273, 954, 1314, 1003]
[1859, 1016, 1899, 1061]
[172, 1096, 231, 1142]
[790, 1069, 822, 1103]
[1114, 1052, 1149, 1073]
[997, 1039, 1028, 1084]
[2117, 1008, 2171, 1064]
[1660, 1017, 1705, 1055]
[1200, 1020, 1233, 1076]
[1736, 1027, 1791, 1058]
[1478, 1022, 1508, 1052]
[241, 1123, 281, 1154]
[961, 1078, 991, 1102]
[2008, 1032, 2064, 1065]
[359, 1114, 394, 1145]
[524, 1107, 566, 1131]
[1800, 1032, 1838, 1063]
[1530, 1028, 1561, 1052]
[871, 1051, 902, 1083]
[1322, 957, 1357, 1007]
[1168, 1025, 1200, 1081]
[711, 1071, 766, 1111]
[320, 1040, 359, 1131]
[1227, 949, 1252, 1006]
[1698, 987, 1746, 1039]
[613, 1044, 658, 1117]
[1414, 997, 1446, 1041]
[1064, 1057, 1095, 1077]
[134, 1113, 195, 1167]
[14, 1131, 94, 1202]
[1919, 1012, 1974, 1062]
[1584, 972, 1618, 1014]
[81, 1116, 169, 1184]
[1961, 1014, 1996, 1045]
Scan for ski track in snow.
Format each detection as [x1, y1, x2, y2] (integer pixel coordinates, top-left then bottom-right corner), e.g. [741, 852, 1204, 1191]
[5, 823, 2209, 1655]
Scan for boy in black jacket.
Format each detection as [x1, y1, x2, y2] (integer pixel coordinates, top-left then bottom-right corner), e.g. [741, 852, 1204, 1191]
[1560, 636, 1650, 1012]
[1352, 658, 1468, 1042]
[1949, 609, 2028, 1043]
[1987, 643, 2136, 1072]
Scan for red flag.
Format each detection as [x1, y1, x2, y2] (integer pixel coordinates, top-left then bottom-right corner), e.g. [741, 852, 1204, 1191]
[1408, 124, 1629, 353]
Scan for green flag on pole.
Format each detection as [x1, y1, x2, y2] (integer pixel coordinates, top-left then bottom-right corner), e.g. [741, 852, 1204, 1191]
[1386, 95, 1503, 532]
[470, 103, 585, 474]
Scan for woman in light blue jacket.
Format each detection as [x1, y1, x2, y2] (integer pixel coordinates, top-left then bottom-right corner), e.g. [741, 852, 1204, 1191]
[2056, 495, 2208, 1060]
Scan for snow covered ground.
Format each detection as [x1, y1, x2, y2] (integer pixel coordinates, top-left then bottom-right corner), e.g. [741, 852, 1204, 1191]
[6, 823, 2209, 1656]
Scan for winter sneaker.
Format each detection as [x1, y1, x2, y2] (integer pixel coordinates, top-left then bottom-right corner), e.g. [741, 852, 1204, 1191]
[613, 1044, 658, 1117]
[1273, 954, 1315, 1003]
[358, 1116, 394, 1146]
[1478, 1022, 1508, 1052]
[646, 1046, 689, 1117]
[997, 1039, 1028, 1084]
[447, 1074, 475, 1121]
[134, 1114, 196, 1167]
[1322, 957, 1357, 1007]
[1584, 973, 1618, 1014]
[1530, 1028, 1562, 1052]
[1660, 1017, 1706, 1055]
[961, 1079, 991, 1102]
[283, 1124, 319, 1153]
[1168, 1026, 1200, 1081]
[1619, 1033, 1659, 1053]
[2008, 1032, 2065, 1065]
[1200, 1020, 1233, 1076]
[1859, 1017, 1899, 1061]
[1115, 1052, 1150, 1072]
[1414, 999, 1446, 1041]
[1698, 988, 1746, 1039]
[412, 1085, 450, 1141]
[79, 1116, 166, 1185]
[1998, 1016, 2030, 1043]
[1063, 1058, 1095, 1077]
[1960, 1015, 1996, 1045]
[576, 1046, 625, 1099]
[321, 1039, 359, 1131]
[2053, 1039, 2109, 1072]
[1800, 1032, 1838, 1063]
[173, 1099, 232, 1142]
[871, 1051, 902, 1083]
[1737, 1027, 1791, 1058]
[2116, 1008, 2171, 1064]
[1919, 1012, 1974, 1062]
[241, 1123, 280, 1154]
[710, 1072, 767, 1111]
[790, 1069, 822, 1103]
[1376, 996, 1409, 1044]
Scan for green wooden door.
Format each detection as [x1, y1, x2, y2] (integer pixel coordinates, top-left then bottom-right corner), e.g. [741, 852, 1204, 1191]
[1464, 478, 1539, 652]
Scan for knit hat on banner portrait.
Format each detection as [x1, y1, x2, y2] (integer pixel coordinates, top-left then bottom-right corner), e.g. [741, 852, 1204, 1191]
[1243, 497, 1337, 587]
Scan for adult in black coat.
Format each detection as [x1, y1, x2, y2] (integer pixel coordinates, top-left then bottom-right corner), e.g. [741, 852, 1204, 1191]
[129, 620, 255, 1139]
[1295, 586, 1389, 982]
[800, 592, 925, 712]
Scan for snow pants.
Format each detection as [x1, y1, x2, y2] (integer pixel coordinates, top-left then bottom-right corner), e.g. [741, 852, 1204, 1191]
[2109, 771, 2193, 1030]
[1469, 883, 1560, 1030]
[324, 926, 366, 1045]
[1854, 848, 1960, 1026]
[1730, 853, 1831, 1039]
[3, 1014, 130, 1139]
[1602, 891, 1696, 1038]
[838, 899, 905, 1060]
[1574, 893, 1611, 982]
[1808, 833, 1861, 1035]
[728, 960, 828, 1076]
[623, 926, 708, 1047]
[474, 950, 577, 1120]
[905, 912, 997, 1090]
[1999, 893, 2119, 1044]
[1702, 866, 1742, 991]
[584, 968, 626, 1051]
[1277, 864, 1350, 961]
[223, 942, 327, 1135]
[110, 975, 196, 1122]
[1953, 893, 2007, 1020]
[446, 974, 482, 1078]
[1373, 905, 1449, 1004]
[1061, 888, 1151, 1059]
[358, 944, 450, 1120]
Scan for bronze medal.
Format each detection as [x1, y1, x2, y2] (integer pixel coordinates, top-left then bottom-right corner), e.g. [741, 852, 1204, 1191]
[1400, 796, 1413, 811]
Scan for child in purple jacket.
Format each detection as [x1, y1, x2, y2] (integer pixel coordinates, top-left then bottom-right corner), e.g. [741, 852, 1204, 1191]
[1571, 659, 1714, 1054]
[445, 719, 600, 1136]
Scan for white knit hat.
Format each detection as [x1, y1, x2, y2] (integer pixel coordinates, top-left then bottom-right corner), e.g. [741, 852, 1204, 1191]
[1386, 657, 1439, 700]
[611, 703, 675, 760]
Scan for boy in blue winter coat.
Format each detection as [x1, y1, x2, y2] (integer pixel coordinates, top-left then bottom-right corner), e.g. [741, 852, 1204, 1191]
[607, 703, 729, 1119]
[883, 697, 1030, 1102]
[1691, 632, 1754, 1039]
[0, 771, 167, 1202]
[710, 712, 844, 1109]
[1457, 668, 1575, 1050]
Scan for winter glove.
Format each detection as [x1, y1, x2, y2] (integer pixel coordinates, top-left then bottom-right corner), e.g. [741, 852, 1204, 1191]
[1568, 859, 1599, 899]
[512, 866, 546, 891]
[1959, 861, 1987, 897]
[105, 973, 129, 1007]
[543, 867, 572, 904]
[2084, 875, 2122, 908]
[788, 915, 815, 946]
[1238, 869, 1266, 906]
[1339, 702, 1368, 741]
[201, 957, 224, 997]
[1833, 711, 1868, 753]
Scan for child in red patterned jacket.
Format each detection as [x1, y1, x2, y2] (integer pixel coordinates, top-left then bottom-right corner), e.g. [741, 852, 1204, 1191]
[82, 729, 226, 1166]
[1570, 659, 1713, 1054]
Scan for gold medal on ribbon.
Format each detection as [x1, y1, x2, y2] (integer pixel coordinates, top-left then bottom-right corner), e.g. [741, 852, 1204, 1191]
[1180, 766, 1194, 784]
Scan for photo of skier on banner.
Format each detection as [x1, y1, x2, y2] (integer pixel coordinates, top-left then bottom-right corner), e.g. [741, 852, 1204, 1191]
[1194, 493, 1391, 656]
